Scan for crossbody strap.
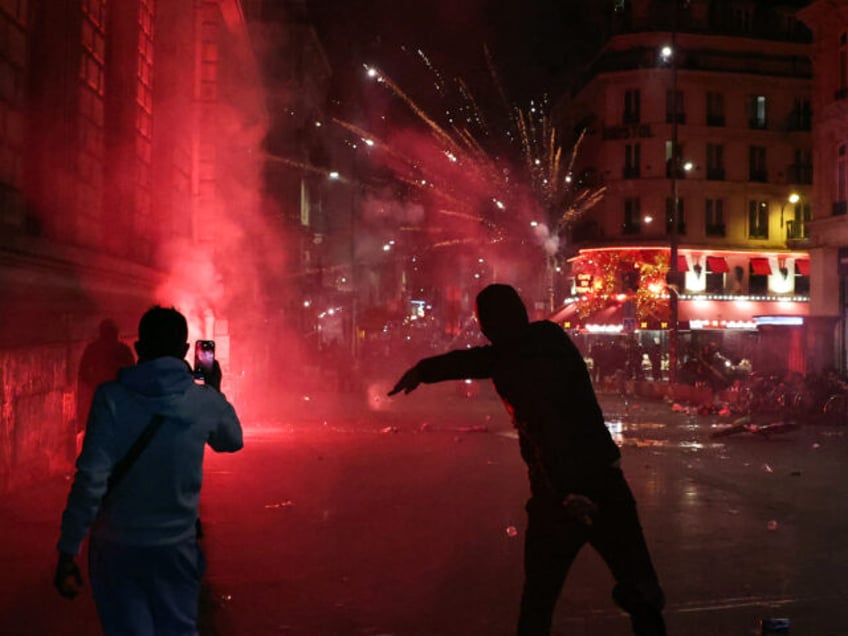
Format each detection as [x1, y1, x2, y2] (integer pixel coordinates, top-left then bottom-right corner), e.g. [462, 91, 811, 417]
[105, 414, 165, 499]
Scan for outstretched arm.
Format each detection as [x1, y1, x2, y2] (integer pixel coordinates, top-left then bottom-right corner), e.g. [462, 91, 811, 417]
[388, 366, 422, 395]
[388, 347, 495, 397]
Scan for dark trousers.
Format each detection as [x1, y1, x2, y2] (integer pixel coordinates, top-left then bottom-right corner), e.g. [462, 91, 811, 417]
[89, 537, 206, 636]
[517, 469, 666, 636]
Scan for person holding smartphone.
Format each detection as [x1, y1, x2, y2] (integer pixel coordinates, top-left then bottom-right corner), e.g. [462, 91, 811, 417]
[389, 284, 666, 636]
[54, 306, 243, 635]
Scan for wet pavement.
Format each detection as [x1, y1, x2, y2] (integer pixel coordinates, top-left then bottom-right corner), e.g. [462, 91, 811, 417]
[2, 383, 848, 635]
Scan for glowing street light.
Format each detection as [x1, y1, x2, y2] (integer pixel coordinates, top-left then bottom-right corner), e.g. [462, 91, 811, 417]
[328, 171, 340, 180]
[781, 191, 802, 228]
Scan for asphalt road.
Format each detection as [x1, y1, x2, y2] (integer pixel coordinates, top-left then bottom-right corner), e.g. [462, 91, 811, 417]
[3, 382, 848, 635]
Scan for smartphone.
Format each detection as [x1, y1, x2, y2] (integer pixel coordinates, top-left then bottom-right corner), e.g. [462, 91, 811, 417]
[194, 340, 215, 380]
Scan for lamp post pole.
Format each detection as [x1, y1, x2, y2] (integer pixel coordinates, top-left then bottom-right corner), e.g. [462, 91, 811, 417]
[667, 9, 681, 386]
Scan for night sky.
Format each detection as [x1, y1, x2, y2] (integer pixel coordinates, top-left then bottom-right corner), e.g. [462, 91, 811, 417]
[306, 0, 606, 116]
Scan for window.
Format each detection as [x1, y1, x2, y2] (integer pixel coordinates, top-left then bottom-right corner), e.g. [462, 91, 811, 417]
[706, 91, 724, 126]
[748, 199, 769, 239]
[666, 141, 685, 178]
[706, 144, 724, 180]
[666, 197, 685, 235]
[624, 143, 640, 178]
[791, 98, 812, 131]
[623, 89, 640, 124]
[666, 89, 684, 124]
[795, 264, 810, 295]
[789, 148, 812, 185]
[786, 199, 811, 240]
[749, 95, 767, 129]
[749, 146, 767, 182]
[837, 143, 848, 215]
[77, 0, 108, 243]
[623, 198, 641, 234]
[840, 33, 848, 97]
[0, 1, 27, 230]
[705, 275, 724, 294]
[705, 199, 725, 237]
[703, 258, 728, 293]
[749, 264, 768, 295]
[734, 7, 752, 33]
[135, 0, 155, 232]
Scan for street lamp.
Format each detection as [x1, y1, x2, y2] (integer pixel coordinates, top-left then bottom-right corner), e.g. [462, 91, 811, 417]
[666, 27, 682, 386]
[780, 192, 800, 228]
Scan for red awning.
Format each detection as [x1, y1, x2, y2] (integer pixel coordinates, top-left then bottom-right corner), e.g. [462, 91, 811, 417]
[750, 258, 772, 276]
[677, 255, 688, 272]
[796, 259, 810, 276]
[706, 256, 729, 273]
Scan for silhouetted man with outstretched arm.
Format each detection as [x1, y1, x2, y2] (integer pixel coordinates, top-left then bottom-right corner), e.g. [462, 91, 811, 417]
[389, 283, 665, 636]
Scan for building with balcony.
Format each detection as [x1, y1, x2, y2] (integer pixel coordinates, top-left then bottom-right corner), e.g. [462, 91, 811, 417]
[556, 0, 813, 375]
[798, 0, 848, 373]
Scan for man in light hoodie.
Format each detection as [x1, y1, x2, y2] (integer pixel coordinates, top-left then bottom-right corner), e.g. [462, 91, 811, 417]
[55, 305, 243, 635]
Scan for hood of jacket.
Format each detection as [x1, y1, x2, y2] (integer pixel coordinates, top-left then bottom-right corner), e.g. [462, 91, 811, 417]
[118, 357, 194, 397]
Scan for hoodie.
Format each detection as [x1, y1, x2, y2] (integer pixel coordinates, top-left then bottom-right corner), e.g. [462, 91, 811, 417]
[415, 320, 621, 499]
[58, 357, 243, 555]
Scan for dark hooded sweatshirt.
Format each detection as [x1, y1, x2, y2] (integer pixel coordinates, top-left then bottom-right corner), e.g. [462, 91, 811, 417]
[415, 318, 621, 500]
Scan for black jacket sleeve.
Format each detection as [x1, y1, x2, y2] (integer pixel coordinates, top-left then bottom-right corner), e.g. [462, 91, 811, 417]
[415, 347, 496, 383]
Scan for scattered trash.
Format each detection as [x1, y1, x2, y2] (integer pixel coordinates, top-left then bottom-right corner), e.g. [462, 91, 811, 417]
[767, 520, 779, 531]
[762, 463, 773, 473]
[727, 508, 740, 515]
[505, 525, 519, 537]
[671, 403, 684, 412]
[717, 407, 732, 417]
[760, 617, 790, 634]
[302, 395, 311, 402]
[380, 426, 399, 434]
[264, 500, 294, 509]
[812, 443, 821, 449]
[455, 425, 488, 433]
[419, 422, 430, 432]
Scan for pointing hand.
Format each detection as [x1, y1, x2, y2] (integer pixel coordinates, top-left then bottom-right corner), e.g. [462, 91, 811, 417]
[388, 367, 422, 396]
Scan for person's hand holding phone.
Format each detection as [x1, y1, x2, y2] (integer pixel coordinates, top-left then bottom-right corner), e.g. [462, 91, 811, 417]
[194, 340, 221, 390]
[205, 359, 222, 391]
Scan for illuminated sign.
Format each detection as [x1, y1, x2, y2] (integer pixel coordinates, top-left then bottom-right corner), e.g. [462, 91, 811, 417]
[575, 273, 593, 293]
[690, 319, 757, 330]
[754, 316, 804, 326]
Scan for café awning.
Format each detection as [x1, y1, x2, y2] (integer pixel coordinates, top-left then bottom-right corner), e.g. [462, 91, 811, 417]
[750, 258, 772, 275]
[706, 256, 729, 273]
